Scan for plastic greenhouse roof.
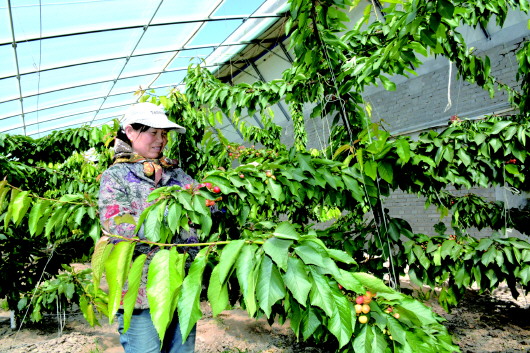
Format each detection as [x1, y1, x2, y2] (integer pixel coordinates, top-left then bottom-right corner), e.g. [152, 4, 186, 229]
[0, 0, 289, 138]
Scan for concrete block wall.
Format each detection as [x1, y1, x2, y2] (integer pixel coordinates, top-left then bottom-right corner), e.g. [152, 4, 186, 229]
[365, 35, 526, 135]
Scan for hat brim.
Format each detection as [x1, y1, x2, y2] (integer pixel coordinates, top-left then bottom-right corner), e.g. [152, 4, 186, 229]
[121, 119, 186, 133]
[149, 122, 186, 133]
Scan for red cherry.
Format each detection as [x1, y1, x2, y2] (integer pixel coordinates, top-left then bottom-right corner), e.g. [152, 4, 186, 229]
[204, 182, 212, 189]
[184, 184, 192, 190]
[355, 296, 364, 305]
[213, 186, 221, 193]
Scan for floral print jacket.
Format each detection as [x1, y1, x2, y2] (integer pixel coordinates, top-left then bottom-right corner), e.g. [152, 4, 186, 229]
[98, 161, 197, 309]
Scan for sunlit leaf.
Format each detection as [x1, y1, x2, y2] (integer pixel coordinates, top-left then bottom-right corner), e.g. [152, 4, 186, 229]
[147, 248, 186, 342]
[178, 248, 209, 340]
[256, 255, 286, 318]
[122, 254, 147, 332]
[104, 241, 135, 321]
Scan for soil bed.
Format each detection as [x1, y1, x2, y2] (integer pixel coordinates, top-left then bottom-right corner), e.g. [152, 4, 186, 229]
[1, 284, 530, 353]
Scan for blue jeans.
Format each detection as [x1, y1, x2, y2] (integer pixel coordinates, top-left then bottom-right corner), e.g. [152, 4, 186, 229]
[116, 309, 196, 353]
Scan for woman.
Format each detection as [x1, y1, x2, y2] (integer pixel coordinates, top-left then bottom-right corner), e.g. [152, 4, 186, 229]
[98, 102, 197, 353]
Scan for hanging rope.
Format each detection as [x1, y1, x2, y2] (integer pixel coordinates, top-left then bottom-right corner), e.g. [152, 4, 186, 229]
[444, 60, 453, 112]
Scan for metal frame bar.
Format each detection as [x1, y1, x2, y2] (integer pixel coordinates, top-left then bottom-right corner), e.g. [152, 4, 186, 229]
[0, 2, 290, 137]
[144, 0, 225, 94]
[248, 60, 291, 121]
[6, 0, 26, 135]
[0, 38, 283, 81]
[88, 0, 168, 126]
[0, 63, 222, 107]
[0, 14, 284, 47]
[278, 42, 293, 63]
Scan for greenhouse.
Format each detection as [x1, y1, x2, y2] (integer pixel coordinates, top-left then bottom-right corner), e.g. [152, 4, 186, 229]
[1, 0, 530, 352]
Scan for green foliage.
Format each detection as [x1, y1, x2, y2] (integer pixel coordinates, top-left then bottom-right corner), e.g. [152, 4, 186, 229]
[16, 264, 98, 324]
[403, 229, 530, 312]
[0, 124, 112, 320]
[3, 0, 530, 351]
[93, 225, 459, 352]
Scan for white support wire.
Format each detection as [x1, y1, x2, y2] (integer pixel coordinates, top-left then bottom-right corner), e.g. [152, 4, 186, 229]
[14, 244, 57, 339]
[314, 7, 399, 288]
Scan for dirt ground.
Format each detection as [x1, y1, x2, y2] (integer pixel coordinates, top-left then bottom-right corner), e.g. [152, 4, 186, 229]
[1, 281, 530, 353]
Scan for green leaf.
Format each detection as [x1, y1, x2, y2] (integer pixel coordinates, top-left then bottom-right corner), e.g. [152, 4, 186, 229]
[273, 222, 300, 240]
[79, 295, 97, 327]
[308, 266, 334, 317]
[505, 164, 519, 175]
[28, 199, 50, 236]
[518, 265, 530, 285]
[263, 237, 292, 271]
[440, 239, 455, 259]
[457, 148, 471, 167]
[91, 237, 113, 291]
[283, 257, 312, 306]
[396, 298, 439, 326]
[147, 248, 186, 342]
[104, 241, 135, 321]
[386, 315, 407, 345]
[336, 270, 365, 293]
[199, 213, 212, 237]
[144, 202, 164, 242]
[217, 239, 245, 284]
[328, 291, 354, 348]
[4, 188, 18, 230]
[177, 192, 194, 211]
[11, 191, 31, 226]
[342, 174, 364, 202]
[202, 175, 237, 194]
[437, 0, 455, 18]
[301, 306, 322, 341]
[236, 244, 258, 316]
[379, 75, 396, 91]
[256, 255, 286, 318]
[192, 194, 209, 216]
[364, 159, 377, 180]
[353, 322, 374, 353]
[122, 254, 147, 332]
[0, 180, 10, 213]
[481, 246, 497, 266]
[73, 206, 87, 226]
[351, 272, 393, 294]
[327, 248, 356, 265]
[208, 264, 230, 317]
[377, 161, 393, 184]
[296, 153, 316, 174]
[178, 248, 209, 341]
[490, 121, 512, 134]
[266, 178, 283, 201]
[476, 238, 493, 251]
[395, 138, 411, 163]
[167, 202, 183, 234]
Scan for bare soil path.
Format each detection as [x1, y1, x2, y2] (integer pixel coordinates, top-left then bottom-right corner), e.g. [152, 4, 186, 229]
[1, 284, 530, 353]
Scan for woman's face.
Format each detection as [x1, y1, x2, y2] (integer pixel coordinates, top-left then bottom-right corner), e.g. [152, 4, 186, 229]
[126, 125, 168, 159]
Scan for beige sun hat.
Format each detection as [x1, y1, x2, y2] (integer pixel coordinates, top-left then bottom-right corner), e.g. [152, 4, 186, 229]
[121, 102, 186, 133]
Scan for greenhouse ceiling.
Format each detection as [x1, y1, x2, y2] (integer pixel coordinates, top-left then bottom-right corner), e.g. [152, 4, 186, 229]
[0, 0, 290, 138]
